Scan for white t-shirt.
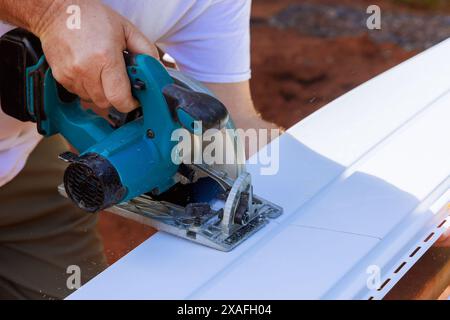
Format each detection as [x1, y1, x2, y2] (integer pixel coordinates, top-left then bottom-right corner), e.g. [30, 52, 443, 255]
[0, 0, 251, 187]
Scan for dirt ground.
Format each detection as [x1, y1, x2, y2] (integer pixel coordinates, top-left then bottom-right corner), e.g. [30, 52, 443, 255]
[98, 0, 449, 299]
[250, 28, 414, 128]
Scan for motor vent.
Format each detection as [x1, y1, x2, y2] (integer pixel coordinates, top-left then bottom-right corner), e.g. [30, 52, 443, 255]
[63, 153, 126, 213]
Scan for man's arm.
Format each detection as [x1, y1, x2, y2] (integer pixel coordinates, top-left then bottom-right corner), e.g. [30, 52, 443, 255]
[203, 81, 280, 158]
[0, 0, 56, 32]
[203, 81, 278, 131]
[0, 0, 158, 112]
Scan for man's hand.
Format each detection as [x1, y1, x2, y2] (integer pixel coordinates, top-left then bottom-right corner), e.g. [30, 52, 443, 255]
[36, 0, 159, 112]
[1, 0, 159, 112]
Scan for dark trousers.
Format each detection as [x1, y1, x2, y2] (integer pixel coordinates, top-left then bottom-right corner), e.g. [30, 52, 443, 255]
[0, 135, 107, 299]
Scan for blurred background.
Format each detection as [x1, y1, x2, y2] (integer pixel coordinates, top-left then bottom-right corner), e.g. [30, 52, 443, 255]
[98, 0, 450, 299]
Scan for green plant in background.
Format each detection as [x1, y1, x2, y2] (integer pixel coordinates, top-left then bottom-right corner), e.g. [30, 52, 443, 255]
[394, 0, 449, 10]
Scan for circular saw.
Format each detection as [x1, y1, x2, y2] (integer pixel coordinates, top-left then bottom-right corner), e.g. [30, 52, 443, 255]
[0, 28, 283, 251]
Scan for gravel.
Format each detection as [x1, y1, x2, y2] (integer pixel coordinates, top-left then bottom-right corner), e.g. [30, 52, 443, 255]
[269, 3, 450, 50]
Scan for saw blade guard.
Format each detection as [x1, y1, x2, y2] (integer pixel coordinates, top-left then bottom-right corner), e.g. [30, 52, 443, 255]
[167, 69, 247, 181]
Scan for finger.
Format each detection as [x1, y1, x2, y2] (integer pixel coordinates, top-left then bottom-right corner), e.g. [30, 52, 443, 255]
[101, 55, 138, 112]
[64, 82, 90, 102]
[124, 22, 159, 59]
[51, 68, 90, 101]
[83, 71, 110, 109]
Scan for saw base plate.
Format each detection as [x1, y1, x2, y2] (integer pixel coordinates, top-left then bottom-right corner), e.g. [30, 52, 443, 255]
[112, 194, 282, 251]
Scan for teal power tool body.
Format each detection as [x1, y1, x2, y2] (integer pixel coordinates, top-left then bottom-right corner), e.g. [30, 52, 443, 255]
[0, 28, 282, 251]
[31, 54, 187, 210]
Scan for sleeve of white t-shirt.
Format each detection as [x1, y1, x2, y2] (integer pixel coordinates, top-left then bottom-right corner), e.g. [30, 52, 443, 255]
[103, 0, 252, 83]
[158, 0, 252, 83]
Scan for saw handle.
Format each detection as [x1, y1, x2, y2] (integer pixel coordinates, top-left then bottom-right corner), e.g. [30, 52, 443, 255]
[162, 83, 229, 133]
